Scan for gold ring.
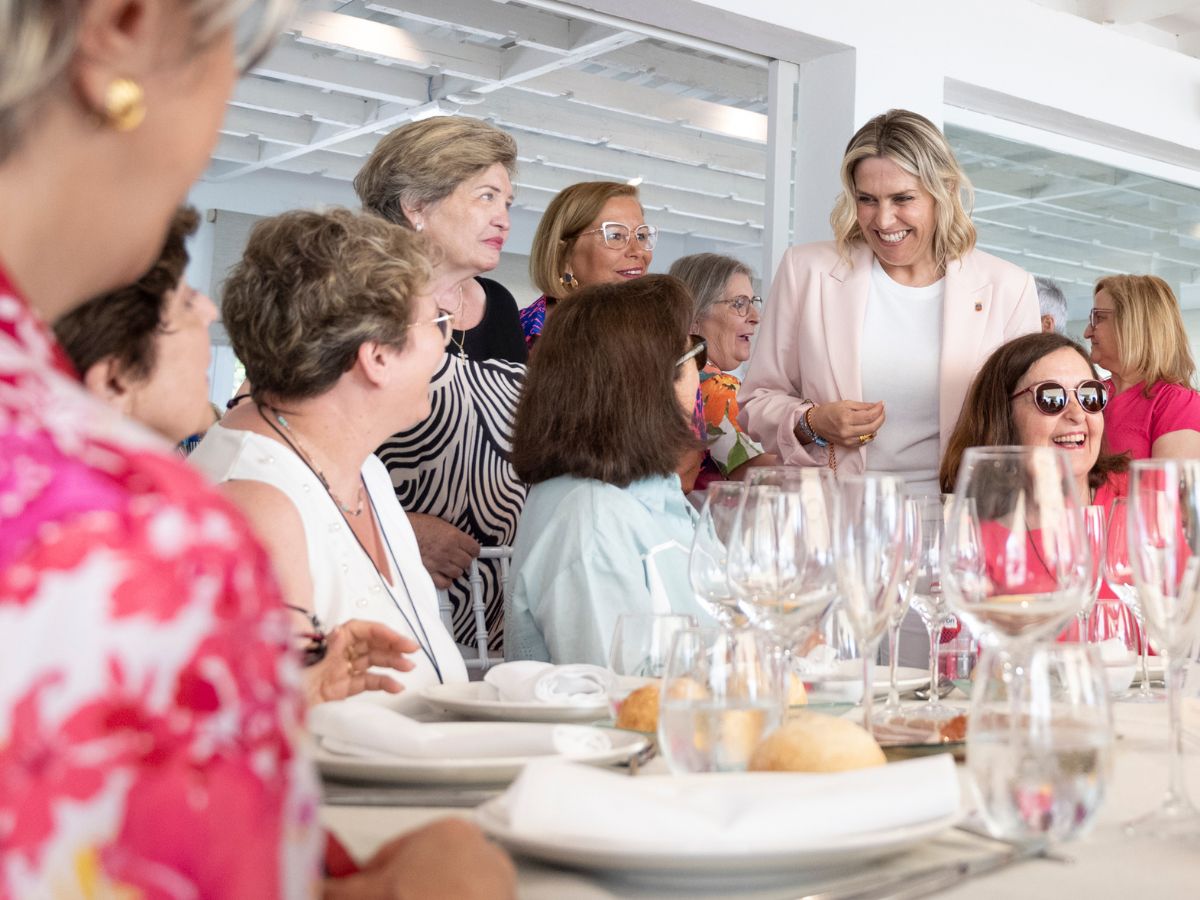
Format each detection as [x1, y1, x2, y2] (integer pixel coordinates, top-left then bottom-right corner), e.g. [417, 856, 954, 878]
[346, 661, 355, 676]
[858, 433, 875, 445]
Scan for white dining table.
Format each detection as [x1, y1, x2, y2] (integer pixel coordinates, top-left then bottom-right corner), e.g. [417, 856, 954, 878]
[321, 702, 1200, 899]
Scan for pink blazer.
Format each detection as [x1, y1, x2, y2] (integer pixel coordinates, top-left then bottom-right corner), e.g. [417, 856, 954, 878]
[738, 241, 1039, 475]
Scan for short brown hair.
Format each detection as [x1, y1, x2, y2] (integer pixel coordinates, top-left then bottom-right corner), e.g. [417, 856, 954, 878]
[512, 275, 698, 486]
[1094, 274, 1195, 396]
[54, 206, 200, 379]
[830, 109, 976, 269]
[221, 208, 430, 401]
[529, 181, 639, 298]
[939, 332, 1127, 494]
[354, 116, 517, 227]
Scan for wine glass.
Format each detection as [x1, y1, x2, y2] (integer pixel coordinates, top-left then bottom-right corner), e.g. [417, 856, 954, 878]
[727, 485, 838, 656]
[1102, 496, 1161, 702]
[967, 642, 1114, 843]
[1124, 459, 1200, 837]
[607, 612, 698, 718]
[1073, 505, 1107, 641]
[834, 473, 906, 732]
[689, 482, 746, 625]
[880, 497, 922, 720]
[942, 447, 1090, 646]
[905, 495, 961, 721]
[658, 627, 785, 773]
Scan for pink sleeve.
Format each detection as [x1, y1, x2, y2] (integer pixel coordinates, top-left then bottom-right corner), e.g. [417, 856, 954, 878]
[1150, 382, 1200, 444]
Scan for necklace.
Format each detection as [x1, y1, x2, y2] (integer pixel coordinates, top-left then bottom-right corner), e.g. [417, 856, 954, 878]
[259, 404, 364, 516]
[450, 282, 468, 360]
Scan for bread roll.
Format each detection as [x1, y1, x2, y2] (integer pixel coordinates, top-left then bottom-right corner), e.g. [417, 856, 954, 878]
[788, 674, 808, 707]
[748, 712, 886, 773]
[615, 684, 660, 732]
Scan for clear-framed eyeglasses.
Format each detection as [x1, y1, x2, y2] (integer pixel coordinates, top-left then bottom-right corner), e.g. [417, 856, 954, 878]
[723, 295, 763, 317]
[407, 309, 455, 346]
[1087, 308, 1113, 329]
[580, 222, 658, 251]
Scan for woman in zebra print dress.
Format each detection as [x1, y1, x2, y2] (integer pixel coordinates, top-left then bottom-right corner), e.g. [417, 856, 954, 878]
[357, 116, 527, 654]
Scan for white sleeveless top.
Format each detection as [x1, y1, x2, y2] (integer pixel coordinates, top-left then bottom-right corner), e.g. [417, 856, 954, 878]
[191, 424, 467, 712]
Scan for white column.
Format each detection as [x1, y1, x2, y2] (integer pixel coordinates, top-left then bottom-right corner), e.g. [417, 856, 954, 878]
[762, 59, 798, 297]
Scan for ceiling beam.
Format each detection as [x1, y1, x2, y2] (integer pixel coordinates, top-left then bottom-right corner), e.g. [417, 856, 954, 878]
[594, 44, 767, 103]
[230, 77, 379, 128]
[253, 39, 431, 105]
[512, 68, 768, 143]
[1095, 0, 1200, 24]
[365, 0, 577, 53]
[221, 105, 319, 147]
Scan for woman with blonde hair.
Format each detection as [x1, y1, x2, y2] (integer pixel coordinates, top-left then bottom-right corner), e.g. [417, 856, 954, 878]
[739, 109, 1039, 493]
[521, 180, 655, 348]
[0, 2, 511, 895]
[356, 116, 526, 658]
[1083, 274, 1200, 460]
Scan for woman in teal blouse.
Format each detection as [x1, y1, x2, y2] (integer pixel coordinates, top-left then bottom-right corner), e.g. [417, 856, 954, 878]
[505, 275, 715, 664]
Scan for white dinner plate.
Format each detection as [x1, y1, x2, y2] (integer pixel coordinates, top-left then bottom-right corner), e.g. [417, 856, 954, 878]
[476, 801, 962, 885]
[419, 681, 610, 723]
[316, 722, 647, 785]
[806, 666, 931, 703]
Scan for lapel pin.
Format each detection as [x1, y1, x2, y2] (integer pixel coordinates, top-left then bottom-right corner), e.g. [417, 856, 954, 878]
[974, 302, 983, 312]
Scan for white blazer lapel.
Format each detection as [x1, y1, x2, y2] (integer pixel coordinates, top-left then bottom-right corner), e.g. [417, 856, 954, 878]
[821, 243, 873, 405]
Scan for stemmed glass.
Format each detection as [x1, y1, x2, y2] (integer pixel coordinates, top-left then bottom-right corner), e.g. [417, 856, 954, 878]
[905, 495, 961, 721]
[1074, 505, 1107, 641]
[1103, 496, 1160, 702]
[879, 497, 922, 720]
[1124, 459, 1200, 837]
[727, 484, 838, 658]
[942, 447, 1090, 646]
[834, 473, 906, 732]
[689, 482, 746, 626]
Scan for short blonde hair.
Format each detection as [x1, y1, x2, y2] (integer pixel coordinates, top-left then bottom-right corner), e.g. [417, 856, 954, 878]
[830, 109, 976, 269]
[0, 0, 292, 162]
[1095, 274, 1195, 393]
[221, 208, 431, 401]
[354, 116, 517, 227]
[529, 181, 639, 298]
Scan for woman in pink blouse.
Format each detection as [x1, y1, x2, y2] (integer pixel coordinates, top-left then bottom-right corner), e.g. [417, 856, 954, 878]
[1084, 274, 1200, 460]
[0, 2, 511, 897]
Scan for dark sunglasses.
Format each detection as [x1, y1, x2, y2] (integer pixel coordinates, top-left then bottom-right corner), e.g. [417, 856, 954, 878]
[676, 334, 708, 371]
[1010, 379, 1108, 415]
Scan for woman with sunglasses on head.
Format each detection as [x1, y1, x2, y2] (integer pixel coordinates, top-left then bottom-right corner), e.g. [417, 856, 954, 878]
[670, 252, 779, 484]
[740, 110, 1038, 494]
[505, 276, 714, 666]
[1083, 275, 1200, 461]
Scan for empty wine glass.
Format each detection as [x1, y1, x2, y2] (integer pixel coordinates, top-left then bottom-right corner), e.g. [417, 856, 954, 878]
[607, 612, 698, 717]
[834, 473, 906, 732]
[689, 482, 746, 625]
[728, 484, 838, 656]
[943, 447, 1090, 646]
[658, 627, 786, 773]
[880, 497, 922, 720]
[1073, 505, 1106, 641]
[1125, 459, 1200, 837]
[1103, 496, 1160, 702]
[905, 495, 961, 722]
[968, 642, 1113, 843]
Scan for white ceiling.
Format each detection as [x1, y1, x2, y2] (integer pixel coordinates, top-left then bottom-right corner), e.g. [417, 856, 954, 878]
[205, 0, 1200, 316]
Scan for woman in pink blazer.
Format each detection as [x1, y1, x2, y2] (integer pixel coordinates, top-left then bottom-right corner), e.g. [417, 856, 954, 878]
[739, 110, 1039, 493]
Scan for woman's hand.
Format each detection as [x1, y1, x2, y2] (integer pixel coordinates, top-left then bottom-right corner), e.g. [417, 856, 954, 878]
[408, 513, 481, 589]
[805, 400, 886, 448]
[304, 620, 418, 707]
[324, 818, 517, 900]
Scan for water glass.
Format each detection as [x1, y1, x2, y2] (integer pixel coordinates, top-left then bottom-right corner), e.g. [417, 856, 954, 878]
[658, 628, 785, 774]
[967, 642, 1114, 843]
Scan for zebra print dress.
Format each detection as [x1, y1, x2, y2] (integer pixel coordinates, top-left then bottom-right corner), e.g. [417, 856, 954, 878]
[376, 348, 526, 653]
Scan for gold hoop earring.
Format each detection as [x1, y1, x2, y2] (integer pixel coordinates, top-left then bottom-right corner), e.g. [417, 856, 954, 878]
[104, 78, 146, 132]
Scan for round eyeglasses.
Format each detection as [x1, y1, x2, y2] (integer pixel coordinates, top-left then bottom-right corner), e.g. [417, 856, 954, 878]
[1010, 379, 1108, 416]
[722, 295, 762, 317]
[580, 221, 658, 251]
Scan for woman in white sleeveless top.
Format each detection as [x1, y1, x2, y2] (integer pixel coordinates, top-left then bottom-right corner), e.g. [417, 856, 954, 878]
[192, 209, 467, 712]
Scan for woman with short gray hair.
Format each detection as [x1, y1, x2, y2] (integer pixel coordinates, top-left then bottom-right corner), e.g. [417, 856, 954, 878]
[669, 253, 776, 481]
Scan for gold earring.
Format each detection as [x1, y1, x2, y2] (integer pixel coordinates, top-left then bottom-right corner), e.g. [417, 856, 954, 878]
[103, 78, 146, 132]
[559, 272, 575, 290]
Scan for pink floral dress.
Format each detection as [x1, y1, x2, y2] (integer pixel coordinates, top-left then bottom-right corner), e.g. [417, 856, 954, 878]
[0, 269, 321, 897]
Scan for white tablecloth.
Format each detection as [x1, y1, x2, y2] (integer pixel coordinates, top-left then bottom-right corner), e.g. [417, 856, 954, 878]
[321, 703, 1200, 899]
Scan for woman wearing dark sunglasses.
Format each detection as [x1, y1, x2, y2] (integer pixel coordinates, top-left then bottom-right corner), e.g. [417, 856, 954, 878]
[939, 332, 1128, 509]
[505, 276, 713, 665]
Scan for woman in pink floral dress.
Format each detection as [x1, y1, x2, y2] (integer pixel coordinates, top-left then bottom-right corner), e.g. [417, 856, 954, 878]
[0, 2, 513, 898]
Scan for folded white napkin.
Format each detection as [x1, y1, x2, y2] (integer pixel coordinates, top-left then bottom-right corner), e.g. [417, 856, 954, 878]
[484, 661, 614, 706]
[489, 755, 960, 853]
[309, 701, 612, 760]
